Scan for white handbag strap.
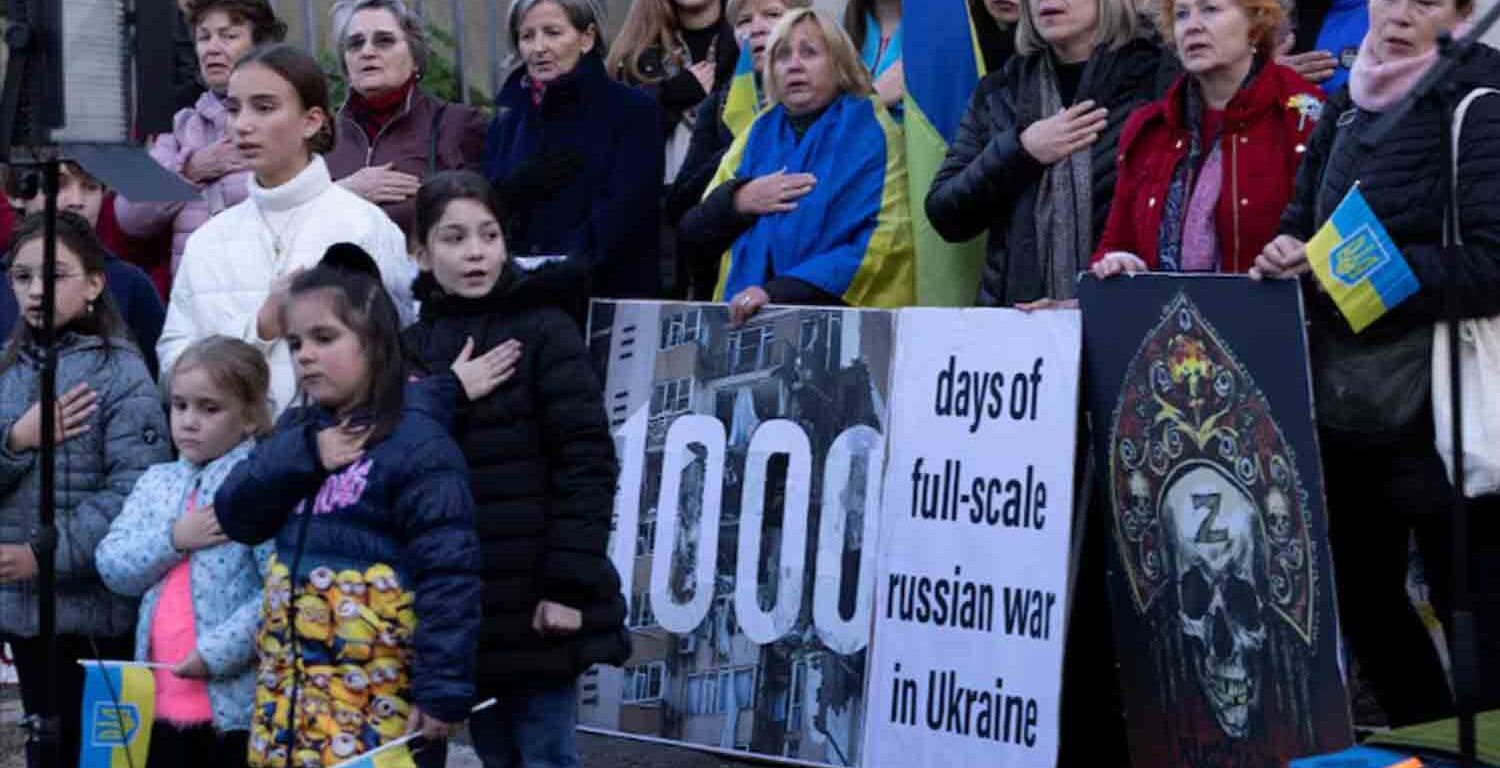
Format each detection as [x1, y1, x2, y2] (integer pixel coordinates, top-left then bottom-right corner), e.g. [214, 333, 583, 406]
[1447, 88, 1500, 247]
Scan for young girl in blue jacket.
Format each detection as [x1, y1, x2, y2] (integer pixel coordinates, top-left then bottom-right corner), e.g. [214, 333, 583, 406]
[97, 336, 275, 768]
[212, 245, 482, 768]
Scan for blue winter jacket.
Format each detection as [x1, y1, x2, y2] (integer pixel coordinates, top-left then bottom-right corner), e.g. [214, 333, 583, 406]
[483, 53, 663, 300]
[214, 382, 480, 760]
[0, 333, 170, 639]
[96, 439, 270, 731]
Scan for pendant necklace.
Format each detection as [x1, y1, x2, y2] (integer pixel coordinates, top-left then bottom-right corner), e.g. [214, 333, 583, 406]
[255, 201, 308, 262]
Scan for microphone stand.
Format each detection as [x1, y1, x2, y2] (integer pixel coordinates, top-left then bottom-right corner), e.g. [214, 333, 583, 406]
[2, 5, 65, 764]
[30, 153, 62, 768]
[1359, 8, 1500, 768]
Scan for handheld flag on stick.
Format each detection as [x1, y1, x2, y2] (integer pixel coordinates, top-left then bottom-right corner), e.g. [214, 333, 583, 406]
[326, 734, 420, 768]
[903, 0, 988, 306]
[327, 698, 500, 768]
[77, 660, 159, 768]
[1306, 184, 1419, 333]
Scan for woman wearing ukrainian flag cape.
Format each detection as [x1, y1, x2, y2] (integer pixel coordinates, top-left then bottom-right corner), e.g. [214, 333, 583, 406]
[667, 0, 812, 299]
[679, 8, 915, 322]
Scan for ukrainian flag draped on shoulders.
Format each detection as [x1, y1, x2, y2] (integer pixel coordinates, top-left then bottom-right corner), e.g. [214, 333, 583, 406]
[903, 0, 988, 305]
[710, 93, 915, 308]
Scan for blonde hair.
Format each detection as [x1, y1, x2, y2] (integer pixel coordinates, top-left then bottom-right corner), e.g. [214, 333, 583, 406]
[726, 0, 812, 26]
[1015, 0, 1139, 57]
[169, 336, 274, 437]
[608, 0, 682, 84]
[1154, 0, 1284, 56]
[762, 9, 874, 106]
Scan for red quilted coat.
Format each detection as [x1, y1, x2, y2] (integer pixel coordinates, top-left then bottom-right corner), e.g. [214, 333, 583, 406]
[1092, 61, 1323, 274]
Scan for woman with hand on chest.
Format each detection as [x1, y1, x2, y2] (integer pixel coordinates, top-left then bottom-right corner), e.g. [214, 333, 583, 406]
[325, 0, 488, 243]
[485, 0, 664, 301]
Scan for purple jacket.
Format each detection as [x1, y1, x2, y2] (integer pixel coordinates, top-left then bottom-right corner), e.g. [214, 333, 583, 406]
[326, 88, 488, 243]
[114, 91, 252, 275]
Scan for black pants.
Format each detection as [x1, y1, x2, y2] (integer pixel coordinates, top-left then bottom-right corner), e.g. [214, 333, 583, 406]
[2, 632, 133, 768]
[146, 722, 248, 768]
[1460, 495, 1500, 711]
[1321, 424, 1500, 725]
[1058, 446, 1130, 767]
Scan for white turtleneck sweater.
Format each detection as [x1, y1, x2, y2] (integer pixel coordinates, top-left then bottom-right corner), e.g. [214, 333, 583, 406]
[159, 155, 416, 417]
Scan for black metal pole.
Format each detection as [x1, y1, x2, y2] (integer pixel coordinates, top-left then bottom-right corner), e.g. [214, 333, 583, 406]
[28, 155, 62, 768]
[1448, 323, 1475, 768]
[1442, 108, 1476, 766]
[1355, 10, 1500, 763]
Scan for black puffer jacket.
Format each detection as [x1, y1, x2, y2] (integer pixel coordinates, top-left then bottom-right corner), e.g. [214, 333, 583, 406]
[621, 21, 739, 139]
[925, 39, 1167, 306]
[402, 260, 630, 690]
[1279, 45, 1500, 341]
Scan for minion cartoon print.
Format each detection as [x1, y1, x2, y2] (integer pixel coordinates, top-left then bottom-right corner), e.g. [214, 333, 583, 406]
[247, 458, 420, 768]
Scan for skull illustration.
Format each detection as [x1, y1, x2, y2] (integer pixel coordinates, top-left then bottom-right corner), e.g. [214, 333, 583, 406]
[1163, 463, 1268, 738]
[1264, 488, 1293, 544]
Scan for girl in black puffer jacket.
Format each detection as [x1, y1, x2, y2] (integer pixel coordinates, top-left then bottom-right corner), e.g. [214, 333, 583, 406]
[402, 170, 629, 768]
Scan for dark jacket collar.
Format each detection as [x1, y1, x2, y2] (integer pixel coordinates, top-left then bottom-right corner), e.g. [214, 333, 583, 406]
[336, 85, 434, 136]
[498, 52, 609, 115]
[1008, 37, 1164, 123]
[1159, 56, 1280, 133]
[414, 257, 590, 320]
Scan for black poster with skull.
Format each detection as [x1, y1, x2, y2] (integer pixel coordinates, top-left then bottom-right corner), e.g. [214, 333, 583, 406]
[1078, 275, 1354, 767]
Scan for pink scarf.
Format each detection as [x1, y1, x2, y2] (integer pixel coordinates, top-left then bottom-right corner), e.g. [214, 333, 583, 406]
[1349, 23, 1471, 112]
[1181, 144, 1224, 272]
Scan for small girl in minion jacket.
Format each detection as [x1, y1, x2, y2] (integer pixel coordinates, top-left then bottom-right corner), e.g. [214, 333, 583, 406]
[211, 244, 482, 768]
[97, 336, 276, 768]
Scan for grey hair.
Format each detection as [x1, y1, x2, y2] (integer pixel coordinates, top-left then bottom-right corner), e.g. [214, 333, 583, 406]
[329, 0, 431, 80]
[506, 0, 609, 60]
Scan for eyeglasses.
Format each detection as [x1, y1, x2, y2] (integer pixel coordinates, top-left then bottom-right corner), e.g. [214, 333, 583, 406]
[8, 268, 84, 287]
[342, 31, 402, 53]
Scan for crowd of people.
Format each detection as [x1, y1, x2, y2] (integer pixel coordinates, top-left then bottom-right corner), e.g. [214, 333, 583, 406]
[0, 0, 1496, 766]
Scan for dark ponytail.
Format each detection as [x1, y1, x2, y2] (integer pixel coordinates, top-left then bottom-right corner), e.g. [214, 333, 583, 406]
[284, 243, 406, 444]
[234, 43, 337, 155]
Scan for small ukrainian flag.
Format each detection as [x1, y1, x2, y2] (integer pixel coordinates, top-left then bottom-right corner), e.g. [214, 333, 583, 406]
[78, 662, 154, 768]
[328, 744, 416, 768]
[1306, 184, 1419, 333]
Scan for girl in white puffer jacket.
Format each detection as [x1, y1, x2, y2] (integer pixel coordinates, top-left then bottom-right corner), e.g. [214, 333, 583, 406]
[159, 43, 416, 418]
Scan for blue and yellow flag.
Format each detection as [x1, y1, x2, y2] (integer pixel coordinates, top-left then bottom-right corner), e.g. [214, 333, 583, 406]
[1289, 745, 1424, 767]
[1306, 185, 1419, 333]
[721, 43, 762, 139]
[710, 94, 915, 308]
[903, 0, 988, 306]
[328, 742, 415, 768]
[79, 663, 154, 768]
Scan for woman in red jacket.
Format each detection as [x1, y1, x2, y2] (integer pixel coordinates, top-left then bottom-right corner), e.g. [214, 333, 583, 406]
[1090, 0, 1322, 277]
